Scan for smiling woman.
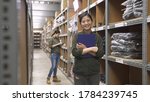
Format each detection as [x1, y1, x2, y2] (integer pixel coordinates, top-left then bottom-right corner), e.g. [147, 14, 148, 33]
[71, 12, 104, 85]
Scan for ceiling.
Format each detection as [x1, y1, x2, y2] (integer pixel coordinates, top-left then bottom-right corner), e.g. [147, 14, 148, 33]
[31, 0, 61, 30]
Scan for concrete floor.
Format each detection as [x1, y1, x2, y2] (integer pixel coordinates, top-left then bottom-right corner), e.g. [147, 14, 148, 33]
[32, 49, 73, 85]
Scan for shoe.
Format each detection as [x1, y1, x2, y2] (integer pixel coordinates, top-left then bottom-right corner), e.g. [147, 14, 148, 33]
[53, 76, 61, 82]
[47, 77, 51, 84]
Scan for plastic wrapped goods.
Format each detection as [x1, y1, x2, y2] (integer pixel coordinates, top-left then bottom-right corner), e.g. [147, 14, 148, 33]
[111, 45, 142, 52]
[111, 51, 142, 59]
[111, 39, 142, 46]
[121, 0, 143, 20]
[111, 33, 142, 40]
[111, 32, 142, 59]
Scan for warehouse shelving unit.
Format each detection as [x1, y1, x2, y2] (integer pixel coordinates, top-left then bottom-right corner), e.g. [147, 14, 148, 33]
[105, 0, 148, 85]
[0, 0, 33, 84]
[57, 0, 75, 81]
[33, 32, 41, 48]
[70, 0, 149, 85]
[105, 0, 145, 85]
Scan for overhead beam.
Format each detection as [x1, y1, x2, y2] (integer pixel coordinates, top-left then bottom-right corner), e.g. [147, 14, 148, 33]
[32, 11, 55, 17]
[32, 16, 47, 20]
[33, 19, 45, 23]
[33, 22, 44, 26]
[32, 3, 60, 11]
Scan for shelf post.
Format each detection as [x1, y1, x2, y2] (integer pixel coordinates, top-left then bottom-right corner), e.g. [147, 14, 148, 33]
[142, 0, 148, 85]
[27, 0, 34, 84]
[105, 0, 110, 85]
[66, 0, 71, 77]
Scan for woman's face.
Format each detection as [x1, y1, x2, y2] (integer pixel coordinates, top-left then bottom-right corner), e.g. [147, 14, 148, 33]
[81, 16, 92, 31]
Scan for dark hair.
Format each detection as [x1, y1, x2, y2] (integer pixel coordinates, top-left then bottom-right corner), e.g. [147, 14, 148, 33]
[79, 12, 93, 23]
[52, 29, 60, 36]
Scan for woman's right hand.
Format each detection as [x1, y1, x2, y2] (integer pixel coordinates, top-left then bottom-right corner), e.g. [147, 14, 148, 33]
[76, 43, 86, 49]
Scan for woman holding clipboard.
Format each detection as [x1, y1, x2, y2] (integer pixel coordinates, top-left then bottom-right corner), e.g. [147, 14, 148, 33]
[72, 12, 104, 85]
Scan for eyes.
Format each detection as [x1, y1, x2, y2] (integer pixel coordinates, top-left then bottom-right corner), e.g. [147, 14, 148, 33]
[81, 16, 92, 24]
[81, 19, 91, 24]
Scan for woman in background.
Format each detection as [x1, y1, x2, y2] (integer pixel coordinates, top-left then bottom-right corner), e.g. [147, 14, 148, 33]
[72, 12, 104, 85]
[47, 29, 63, 84]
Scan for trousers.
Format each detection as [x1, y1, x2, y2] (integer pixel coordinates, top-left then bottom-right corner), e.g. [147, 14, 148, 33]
[48, 53, 60, 77]
[74, 74, 100, 85]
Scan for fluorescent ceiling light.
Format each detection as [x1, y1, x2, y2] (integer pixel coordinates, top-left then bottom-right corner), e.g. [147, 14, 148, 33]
[34, 1, 39, 4]
[40, 1, 44, 4]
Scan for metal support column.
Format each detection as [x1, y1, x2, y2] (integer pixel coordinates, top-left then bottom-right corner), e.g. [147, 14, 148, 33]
[142, 0, 148, 84]
[0, 0, 19, 84]
[105, 0, 109, 85]
[27, 0, 34, 85]
[66, 0, 71, 77]
[87, 0, 90, 13]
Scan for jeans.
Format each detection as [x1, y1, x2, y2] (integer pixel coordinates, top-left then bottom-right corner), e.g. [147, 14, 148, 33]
[48, 53, 60, 78]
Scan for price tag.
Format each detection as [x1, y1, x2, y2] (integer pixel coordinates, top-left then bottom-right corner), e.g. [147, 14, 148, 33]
[107, 26, 110, 29]
[97, 26, 104, 31]
[124, 22, 127, 26]
[116, 58, 123, 64]
[115, 22, 124, 28]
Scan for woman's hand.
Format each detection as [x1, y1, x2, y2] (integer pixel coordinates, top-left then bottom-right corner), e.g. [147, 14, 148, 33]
[81, 46, 98, 55]
[90, 46, 98, 53]
[76, 43, 86, 49]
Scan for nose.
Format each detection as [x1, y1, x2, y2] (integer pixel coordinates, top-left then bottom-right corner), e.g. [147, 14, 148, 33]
[84, 21, 88, 25]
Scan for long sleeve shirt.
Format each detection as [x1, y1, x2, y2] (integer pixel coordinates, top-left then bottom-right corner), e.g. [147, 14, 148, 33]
[49, 37, 61, 54]
[72, 31, 104, 75]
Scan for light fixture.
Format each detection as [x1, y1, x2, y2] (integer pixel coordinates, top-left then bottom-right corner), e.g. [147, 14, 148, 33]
[40, 1, 44, 4]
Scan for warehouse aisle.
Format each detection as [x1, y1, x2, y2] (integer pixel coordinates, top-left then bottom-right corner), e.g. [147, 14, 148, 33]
[32, 49, 73, 85]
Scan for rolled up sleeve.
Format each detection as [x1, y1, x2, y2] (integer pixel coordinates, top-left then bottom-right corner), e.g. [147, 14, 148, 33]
[48, 37, 53, 48]
[95, 34, 104, 59]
